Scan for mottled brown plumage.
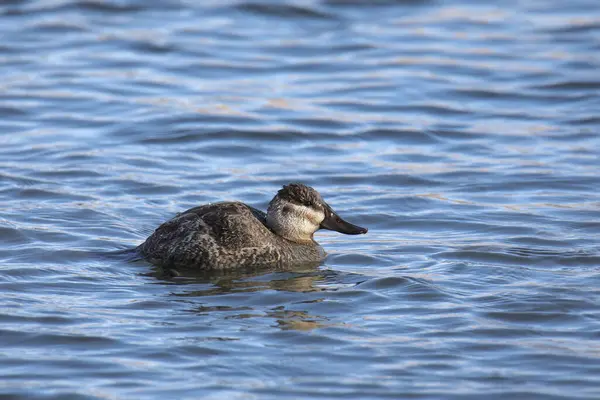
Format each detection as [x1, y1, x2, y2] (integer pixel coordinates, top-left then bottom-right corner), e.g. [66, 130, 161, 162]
[137, 184, 367, 270]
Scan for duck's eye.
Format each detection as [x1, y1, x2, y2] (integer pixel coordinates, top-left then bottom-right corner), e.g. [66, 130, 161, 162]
[336, 217, 341, 223]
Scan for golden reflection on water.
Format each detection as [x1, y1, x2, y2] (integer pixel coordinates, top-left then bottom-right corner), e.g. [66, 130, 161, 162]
[161, 265, 335, 331]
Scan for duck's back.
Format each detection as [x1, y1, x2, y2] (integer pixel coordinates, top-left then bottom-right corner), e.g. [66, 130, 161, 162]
[138, 202, 307, 269]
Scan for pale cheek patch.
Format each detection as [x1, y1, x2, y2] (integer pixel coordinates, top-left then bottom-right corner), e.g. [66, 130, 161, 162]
[288, 204, 322, 233]
[305, 207, 325, 225]
[298, 219, 316, 236]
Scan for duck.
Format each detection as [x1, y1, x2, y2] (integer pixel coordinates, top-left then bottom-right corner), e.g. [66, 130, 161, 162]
[137, 183, 367, 270]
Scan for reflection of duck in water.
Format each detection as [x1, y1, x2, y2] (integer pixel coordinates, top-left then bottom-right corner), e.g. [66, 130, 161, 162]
[138, 183, 367, 270]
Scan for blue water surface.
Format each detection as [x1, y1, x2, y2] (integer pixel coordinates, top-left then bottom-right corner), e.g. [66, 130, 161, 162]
[1, 0, 599, 399]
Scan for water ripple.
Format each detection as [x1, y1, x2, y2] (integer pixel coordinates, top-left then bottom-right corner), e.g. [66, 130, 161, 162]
[1, 0, 600, 398]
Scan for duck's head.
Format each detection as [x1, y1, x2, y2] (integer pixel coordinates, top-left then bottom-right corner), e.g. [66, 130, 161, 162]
[266, 183, 368, 244]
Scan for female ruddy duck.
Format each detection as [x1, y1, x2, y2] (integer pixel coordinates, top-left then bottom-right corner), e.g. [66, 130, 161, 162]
[138, 183, 367, 270]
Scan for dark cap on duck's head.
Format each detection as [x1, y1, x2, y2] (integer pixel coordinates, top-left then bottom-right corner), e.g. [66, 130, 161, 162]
[275, 183, 323, 209]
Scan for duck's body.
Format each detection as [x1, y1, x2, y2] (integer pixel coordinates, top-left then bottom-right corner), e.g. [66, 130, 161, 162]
[138, 184, 367, 270]
[138, 201, 325, 270]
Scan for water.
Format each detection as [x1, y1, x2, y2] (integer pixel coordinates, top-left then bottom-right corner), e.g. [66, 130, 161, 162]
[1, 0, 599, 398]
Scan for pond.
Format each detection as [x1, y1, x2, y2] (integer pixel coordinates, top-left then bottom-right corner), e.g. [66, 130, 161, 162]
[1, 0, 599, 398]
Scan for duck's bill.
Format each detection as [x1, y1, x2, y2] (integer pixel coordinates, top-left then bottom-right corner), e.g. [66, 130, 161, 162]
[320, 207, 368, 235]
